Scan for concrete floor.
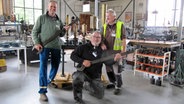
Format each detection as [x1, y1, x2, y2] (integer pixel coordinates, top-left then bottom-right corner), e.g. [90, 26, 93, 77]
[0, 52, 184, 104]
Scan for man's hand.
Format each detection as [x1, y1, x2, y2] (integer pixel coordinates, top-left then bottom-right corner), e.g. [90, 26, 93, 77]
[34, 44, 43, 51]
[64, 25, 70, 31]
[83, 60, 91, 67]
[114, 53, 122, 61]
[101, 43, 107, 50]
[121, 51, 126, 59]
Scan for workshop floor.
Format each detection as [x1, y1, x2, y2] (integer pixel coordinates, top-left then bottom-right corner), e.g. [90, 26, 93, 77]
[0, 52, 184, 104]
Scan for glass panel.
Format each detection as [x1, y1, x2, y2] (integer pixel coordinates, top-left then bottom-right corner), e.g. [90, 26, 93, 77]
[13, 0, 43, 24]
[14, 0, 24, 7]
[25, 0, 33, 8]
[147, 0, 183, 26]
[147, 0, 174, 26]
[25, 9, 34, 24]
[147, 0, 184, 26]
[175, 0, 184, 26]
[34, 0, 42, 9]
[83, 4, 90, 12]
[34, 9, 42, 24]
[14, 8, 25, 21]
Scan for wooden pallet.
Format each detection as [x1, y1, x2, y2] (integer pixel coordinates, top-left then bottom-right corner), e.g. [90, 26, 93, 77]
[101, 74, 109, 85]
[52, 72, 72, 89]
[53, 72, 109, 89]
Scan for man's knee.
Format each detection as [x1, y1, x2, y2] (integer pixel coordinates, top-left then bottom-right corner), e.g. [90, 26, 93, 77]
[92, 81, 105, 99]
[72, 72, 85, 84]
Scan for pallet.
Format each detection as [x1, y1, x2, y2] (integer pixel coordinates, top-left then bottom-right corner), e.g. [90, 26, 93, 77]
[53, 72, 109, 89]
[52, 72, 73, 89]
[101, 74, 109, 85]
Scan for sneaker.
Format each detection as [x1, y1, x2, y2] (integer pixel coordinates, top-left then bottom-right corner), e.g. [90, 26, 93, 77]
[48, 83, 57, 88]
[75, 100, 85, 104]
[40, 93, 48, 101]
[114, 88, 121, 95]
[106, 83, 115, 89]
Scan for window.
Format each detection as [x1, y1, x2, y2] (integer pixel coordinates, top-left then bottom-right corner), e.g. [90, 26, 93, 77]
[147, 0, 183, 26]
[13, 0, 43, 24]
[82, 1, 90, 13]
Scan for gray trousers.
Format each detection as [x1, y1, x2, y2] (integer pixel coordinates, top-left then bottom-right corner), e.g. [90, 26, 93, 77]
[105, 58, 123, 88]
[72, 71, 104, 101]
[112, 58, 123, 88]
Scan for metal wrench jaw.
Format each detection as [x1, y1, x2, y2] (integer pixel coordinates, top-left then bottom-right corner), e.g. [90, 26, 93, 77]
[77, 65, 85, 71]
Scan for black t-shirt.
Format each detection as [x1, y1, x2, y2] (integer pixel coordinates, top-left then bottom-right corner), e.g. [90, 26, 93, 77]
[70, 42, 103, 79]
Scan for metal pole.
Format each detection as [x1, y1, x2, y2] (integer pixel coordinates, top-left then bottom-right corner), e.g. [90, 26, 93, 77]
[173, 0, 177, 26]
[63, 0, 79, 20]
[59, 0, 61, 19]
[177, 0, 184, 41]
[95, 0, 98, 17]
[117, 0, 133, 20]
[95, 0, 98, 29]
[132, 0, 135, 37]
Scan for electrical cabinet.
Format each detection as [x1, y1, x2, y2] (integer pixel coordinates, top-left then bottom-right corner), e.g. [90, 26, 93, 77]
[134, 48, 171, 82]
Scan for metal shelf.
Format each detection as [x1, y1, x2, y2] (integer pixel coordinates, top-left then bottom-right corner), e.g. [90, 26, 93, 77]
[134, 49, 171, 82]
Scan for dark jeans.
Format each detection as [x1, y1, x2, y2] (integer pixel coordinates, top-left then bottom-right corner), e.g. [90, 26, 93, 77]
[72, 71, 104, 101]
[38, 48, 61, 94]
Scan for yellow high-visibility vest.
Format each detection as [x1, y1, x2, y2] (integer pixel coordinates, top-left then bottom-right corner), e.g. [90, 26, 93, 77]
[103, 21, 124, 50]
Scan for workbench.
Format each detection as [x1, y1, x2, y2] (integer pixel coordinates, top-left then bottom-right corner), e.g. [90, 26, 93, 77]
[0, 46, 27, 74]
[128, 40, 181, 48]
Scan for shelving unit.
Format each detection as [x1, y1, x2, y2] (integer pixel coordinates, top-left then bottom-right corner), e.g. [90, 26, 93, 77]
[134, 48, 171, 82]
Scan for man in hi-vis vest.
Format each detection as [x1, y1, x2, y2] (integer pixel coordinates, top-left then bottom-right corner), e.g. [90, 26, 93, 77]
[100, 9, 126, 95]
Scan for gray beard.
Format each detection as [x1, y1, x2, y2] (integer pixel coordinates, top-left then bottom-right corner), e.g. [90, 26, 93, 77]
[92, 43, 100, 47]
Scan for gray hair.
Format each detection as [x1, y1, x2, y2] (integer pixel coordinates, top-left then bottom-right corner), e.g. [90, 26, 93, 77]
[90, 31, 101, 39]
[49, 0, 57, 4]
[106, 9, 116, 17]
[92, 31, 101, 37]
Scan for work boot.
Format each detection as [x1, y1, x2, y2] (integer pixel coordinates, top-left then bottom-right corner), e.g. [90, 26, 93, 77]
[40, 93, 48, 101]
[114, 88, 121, 95]
[48, 83, 57, 88]
[75, 99, 85, 104]
[106, 83, 115, 89]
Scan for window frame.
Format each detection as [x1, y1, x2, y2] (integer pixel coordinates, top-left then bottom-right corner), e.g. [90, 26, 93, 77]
[13, 0, 43, 24]
[147, 0, 183, 27]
